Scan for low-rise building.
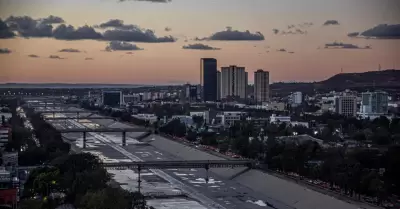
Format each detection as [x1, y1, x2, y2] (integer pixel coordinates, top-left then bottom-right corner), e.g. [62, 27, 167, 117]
[265, 101, 286, 111]
[215, 112, 246, 126]
[132, 114, 158, 124]
[0, 127, 11, 149]
[270, 114, 291, 124]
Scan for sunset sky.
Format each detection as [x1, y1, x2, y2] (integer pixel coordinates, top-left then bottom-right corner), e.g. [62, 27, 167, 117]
[0, 0, 399, 85]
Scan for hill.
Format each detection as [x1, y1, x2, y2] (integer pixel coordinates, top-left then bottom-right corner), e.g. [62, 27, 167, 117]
[318, 69, 400, 89]
[271, 69, 400, 95]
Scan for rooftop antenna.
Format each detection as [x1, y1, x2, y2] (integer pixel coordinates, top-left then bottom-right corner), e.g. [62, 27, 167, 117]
[341, 67, 343, 74]
[378, 64, 381, 71]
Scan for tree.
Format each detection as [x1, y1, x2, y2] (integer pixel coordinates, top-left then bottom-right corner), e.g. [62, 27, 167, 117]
[19, 199, 44, 209]
[192, 115, 204, 128]
[79, 188, 154, 209]
[353, 131, 366, 142]
[50, 153, 111, 203]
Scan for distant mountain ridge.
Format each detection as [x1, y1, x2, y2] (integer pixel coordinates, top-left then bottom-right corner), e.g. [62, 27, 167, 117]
[271, 69, 400, 95]
[318, 69, 400, 88]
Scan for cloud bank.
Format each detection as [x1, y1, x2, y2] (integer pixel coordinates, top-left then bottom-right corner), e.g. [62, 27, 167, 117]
[323, 20, 340, 26]
[197, 27, 264, 41]
[59, 48, 81, 53]
[0, 19, 16, 38]
[360, 24, 400, 39]
[105, 41, 143, 51]
[182, 43, 220, 50]
[324, 42, 370, 49]
[49, 55, 65, 59]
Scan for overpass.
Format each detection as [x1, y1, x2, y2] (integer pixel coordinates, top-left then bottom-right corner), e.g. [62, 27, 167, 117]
[17, 159, 255, 194]
[44, 116, 116, 121]
[17, 160, 254, 171]
[57, 127, 151, 147]
[35, 110, 98, 119]
[103, 160, 254, 170]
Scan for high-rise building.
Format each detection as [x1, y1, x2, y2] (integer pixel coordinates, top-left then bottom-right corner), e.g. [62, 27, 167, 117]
[200, 58, 217, 101]
[221, 65, 247, 99]
[184, 84, 200, 102]
[102, 91, 122, 106]
[217, 71, 221, 101]
[289, 92, 302, 106]
[254, 70, 269, 103]
[361, 91, 388, 114]
[245, 72, 248, 98]
[335, 96, 357, 117]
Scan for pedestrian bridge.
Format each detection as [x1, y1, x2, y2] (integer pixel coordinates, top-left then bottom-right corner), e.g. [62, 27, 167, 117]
[17, 160, 255, 171]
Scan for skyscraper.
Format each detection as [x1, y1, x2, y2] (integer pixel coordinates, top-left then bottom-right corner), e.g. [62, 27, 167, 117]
[254, 70, 269, 103]
[221, 65, 247, 99]
[217, 71, 221, 101]
[200, 58, 217, 101]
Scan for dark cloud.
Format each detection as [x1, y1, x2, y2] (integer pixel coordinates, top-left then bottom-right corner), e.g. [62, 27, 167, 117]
[95, 19, 176, 42]
[28, 54, 40, 58]
[347, 32, 360, 37]
[119, 0, 172, 2]
[103, 28, 176, 42]
[96, 19, 137, 30]
[6, 16, 53, 37]
[0, 48, 12, 54]
[85, 57, 94, 60]
[165, 27, 172, 32]
[272, 29, 279, 34]
[288, 24, 295, 29]
[323, 20, 340, 26]
[199, 27, 264, 41]
[288, 51, 295, 54]
[324, 42, 370, 49]
[105, 41, 143, 51]
[277, 48, 286, 52]
[49, 55, 64, 59]
[0, 19, 16, 38]
[182, 43, 220, 50]
[39, 15, 65, 24]
[360, 24, 400, 39]
[126, 52, 134, 54]
[59, 48, 81, 53]
[53, 24, 103, 40]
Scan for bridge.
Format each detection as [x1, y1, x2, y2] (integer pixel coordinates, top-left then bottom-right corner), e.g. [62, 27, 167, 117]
[35, 110, 98, 119]
[44, 116, 116, 121]
[103, 160, 254, 170]
[17, 160, 254, 171]
[16, 159, 255, 193]
[56, 127, 151, 147]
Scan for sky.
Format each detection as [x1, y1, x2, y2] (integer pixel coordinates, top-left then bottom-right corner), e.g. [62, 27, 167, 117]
[0, 0, 399, 85]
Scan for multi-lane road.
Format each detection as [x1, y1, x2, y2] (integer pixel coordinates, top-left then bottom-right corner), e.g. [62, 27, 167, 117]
[36, 105, 380, 209]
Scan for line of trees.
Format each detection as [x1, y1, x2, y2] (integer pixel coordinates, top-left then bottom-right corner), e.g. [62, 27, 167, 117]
[157, 114, 400, 205]
[20, 153, 154, 209]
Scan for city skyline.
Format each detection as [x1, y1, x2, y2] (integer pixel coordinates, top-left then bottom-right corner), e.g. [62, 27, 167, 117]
[1, 0, 400, 84]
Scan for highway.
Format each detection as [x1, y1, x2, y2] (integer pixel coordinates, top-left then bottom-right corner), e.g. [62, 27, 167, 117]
[42, 108, 280, 209]
[34, 105, 380, 209]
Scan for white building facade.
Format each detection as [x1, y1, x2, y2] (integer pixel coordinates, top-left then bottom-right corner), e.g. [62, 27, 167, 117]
[221, 66, 247, 99]
[289, 92, 303, 105]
